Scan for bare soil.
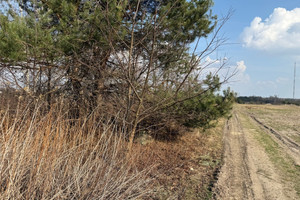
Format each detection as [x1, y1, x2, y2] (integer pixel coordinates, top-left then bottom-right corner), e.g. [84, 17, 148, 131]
[214, 105, 299, 200]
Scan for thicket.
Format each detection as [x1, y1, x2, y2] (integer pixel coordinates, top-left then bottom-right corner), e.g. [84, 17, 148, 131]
[0, 0, 235, 151]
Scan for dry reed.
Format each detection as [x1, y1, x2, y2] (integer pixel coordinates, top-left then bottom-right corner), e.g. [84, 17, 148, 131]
[0, 103, 153, 199]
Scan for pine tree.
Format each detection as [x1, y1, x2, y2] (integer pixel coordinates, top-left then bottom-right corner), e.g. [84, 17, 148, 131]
[0, 1, 235, 151]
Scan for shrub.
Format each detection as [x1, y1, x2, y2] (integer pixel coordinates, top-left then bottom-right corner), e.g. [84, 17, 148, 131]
[171, 75, 236, 129]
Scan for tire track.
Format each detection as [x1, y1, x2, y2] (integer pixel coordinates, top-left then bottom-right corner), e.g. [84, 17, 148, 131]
[214, 113, 255, 200]
[249, 114, 300, 166]
[214, 111, 291, 200]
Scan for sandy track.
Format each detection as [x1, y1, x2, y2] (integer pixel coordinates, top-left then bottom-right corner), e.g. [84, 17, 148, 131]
[249, 114, 300, 166]
[214, 111, 294, 200]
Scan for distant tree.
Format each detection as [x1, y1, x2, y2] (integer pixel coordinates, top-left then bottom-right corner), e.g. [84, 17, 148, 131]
[237, 96, 300, 106]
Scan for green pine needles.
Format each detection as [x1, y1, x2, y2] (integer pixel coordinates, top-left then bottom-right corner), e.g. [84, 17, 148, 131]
[0, 0, 234, 141]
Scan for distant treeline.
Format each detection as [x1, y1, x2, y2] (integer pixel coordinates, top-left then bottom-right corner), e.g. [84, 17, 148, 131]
[237, 96, 300, 106]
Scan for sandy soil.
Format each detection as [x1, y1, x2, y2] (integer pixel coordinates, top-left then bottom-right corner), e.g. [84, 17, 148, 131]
[213, 109, 298, 200]
[249, 112, 300, 166]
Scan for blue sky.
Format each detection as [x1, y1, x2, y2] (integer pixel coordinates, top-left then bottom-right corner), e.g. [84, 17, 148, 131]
[210, 0, 300, 98]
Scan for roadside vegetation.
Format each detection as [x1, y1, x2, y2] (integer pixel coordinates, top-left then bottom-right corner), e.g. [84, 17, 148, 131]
[0, 0, 235, 199]
[0, 103, 153, 199]
[0, 99, 227, 199]
[0, 0, 235, 150]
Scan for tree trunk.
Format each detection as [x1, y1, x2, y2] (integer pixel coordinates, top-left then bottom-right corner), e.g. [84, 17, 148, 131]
[127, 99, 143, 157]
[47, 68, 52, 111]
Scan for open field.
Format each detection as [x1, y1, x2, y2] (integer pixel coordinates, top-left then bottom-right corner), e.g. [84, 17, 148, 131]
[214, 104, 300, 200]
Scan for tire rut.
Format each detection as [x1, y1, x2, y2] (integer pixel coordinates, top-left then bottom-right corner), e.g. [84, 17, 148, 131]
[214, 111, 290, 200]
[249, 114, 300, 166]
[214, 113, 254, 199]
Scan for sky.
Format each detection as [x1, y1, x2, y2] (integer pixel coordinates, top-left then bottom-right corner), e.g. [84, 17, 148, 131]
[208, 0, 300, 98]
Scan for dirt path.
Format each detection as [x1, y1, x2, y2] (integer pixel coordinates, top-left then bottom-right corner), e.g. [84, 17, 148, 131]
[249, 114, 300, 166]
[213, 110, 297, 200]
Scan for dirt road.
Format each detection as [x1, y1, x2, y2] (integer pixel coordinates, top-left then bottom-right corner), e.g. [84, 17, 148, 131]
[213, 105, 300, 200]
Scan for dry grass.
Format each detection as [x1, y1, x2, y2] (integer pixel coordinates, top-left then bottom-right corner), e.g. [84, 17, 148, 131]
[0, 103, 153, 200]
[132, 121, 224, 199]
[0, 97, 225, 199]
[242, 104, 300, 132]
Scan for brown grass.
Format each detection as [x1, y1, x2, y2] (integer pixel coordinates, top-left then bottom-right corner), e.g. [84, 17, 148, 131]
[132, 121, 224, 199]
[0, 103, 153, 199]
[0, 97, 225, 199]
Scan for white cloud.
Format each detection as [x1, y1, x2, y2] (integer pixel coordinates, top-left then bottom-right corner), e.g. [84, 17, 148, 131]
[236, 61, 246, 72]
[204, 56, 220, 64]
[241, 7, 300, 53]
[200, 57, 250, 85]
[227, 60, 250, 84]
[220, 60, 251, 95]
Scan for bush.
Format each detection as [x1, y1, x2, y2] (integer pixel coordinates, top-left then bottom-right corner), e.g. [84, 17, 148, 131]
[171, 75, 236, 130]
[179, 88, 235, 129]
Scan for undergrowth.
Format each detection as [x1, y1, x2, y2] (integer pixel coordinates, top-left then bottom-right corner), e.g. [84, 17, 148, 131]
[0, 103, 153, 199]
